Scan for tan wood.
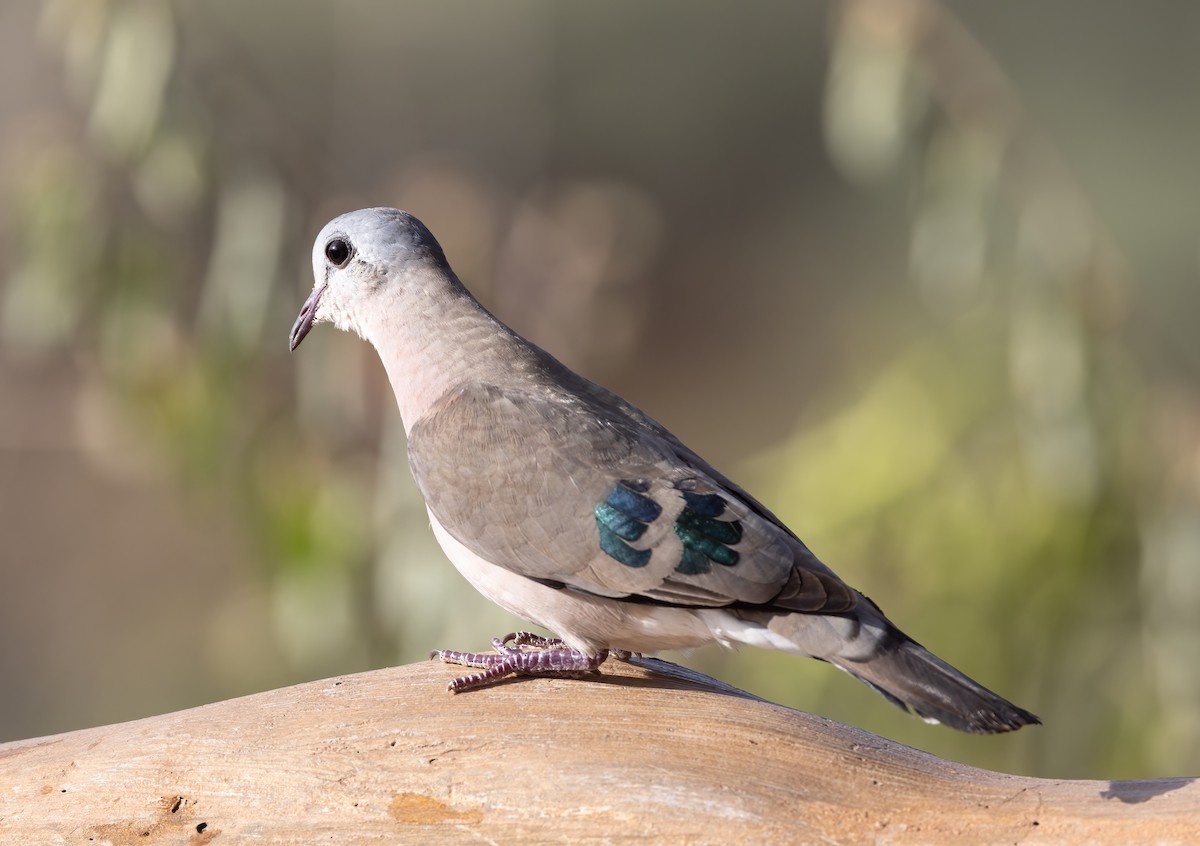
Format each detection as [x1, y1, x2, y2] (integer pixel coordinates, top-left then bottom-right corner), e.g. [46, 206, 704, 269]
[0, 657, 1195, 844]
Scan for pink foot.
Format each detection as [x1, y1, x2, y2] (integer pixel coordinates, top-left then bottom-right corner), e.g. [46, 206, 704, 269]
[432, 632, 615, 692]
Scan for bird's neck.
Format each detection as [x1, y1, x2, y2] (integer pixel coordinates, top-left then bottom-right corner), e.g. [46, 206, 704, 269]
[361, 269, 531, 435]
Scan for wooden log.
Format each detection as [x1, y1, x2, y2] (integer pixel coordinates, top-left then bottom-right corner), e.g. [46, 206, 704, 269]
[0, 657, 1196, 844]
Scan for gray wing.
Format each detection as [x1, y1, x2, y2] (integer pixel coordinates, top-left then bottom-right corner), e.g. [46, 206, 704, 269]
[408, 381, 855, 613]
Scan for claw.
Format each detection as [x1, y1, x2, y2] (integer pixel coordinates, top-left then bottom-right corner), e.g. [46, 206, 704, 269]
[432, 632, 608, 692]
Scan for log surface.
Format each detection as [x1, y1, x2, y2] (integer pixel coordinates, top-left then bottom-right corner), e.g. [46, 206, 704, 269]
[0, 658, 1196, 845]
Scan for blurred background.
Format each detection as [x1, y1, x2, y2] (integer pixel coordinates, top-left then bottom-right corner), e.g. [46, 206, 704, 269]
[1, 0, 1198, 780]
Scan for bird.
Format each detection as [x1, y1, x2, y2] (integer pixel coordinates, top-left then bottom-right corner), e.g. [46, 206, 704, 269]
[289, 207, 1039, 734]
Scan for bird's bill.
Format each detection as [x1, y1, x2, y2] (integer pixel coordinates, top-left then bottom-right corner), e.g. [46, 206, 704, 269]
[289, 283, 326, 351]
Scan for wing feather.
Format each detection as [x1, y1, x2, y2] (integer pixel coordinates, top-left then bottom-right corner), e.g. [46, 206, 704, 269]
[408, 380, 855, 614]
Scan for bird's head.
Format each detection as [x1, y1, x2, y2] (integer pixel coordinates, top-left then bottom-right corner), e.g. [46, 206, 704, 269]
[289, 207, 448, 351]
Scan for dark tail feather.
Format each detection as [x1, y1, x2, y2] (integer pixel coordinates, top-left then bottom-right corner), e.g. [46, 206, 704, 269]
[838, 634, 1040, 734]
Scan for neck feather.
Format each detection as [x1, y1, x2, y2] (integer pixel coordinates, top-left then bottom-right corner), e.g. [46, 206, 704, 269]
[360, 268, 528, 434]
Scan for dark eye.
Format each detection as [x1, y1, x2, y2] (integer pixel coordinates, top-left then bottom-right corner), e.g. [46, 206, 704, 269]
[325, 238, 352, 267]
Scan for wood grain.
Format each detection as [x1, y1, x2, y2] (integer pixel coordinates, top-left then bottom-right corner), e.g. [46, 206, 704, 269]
[0, 657, 1195, 844]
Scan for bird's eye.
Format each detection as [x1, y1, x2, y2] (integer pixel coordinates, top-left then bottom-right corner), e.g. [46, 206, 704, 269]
[325, 238, 352, 267]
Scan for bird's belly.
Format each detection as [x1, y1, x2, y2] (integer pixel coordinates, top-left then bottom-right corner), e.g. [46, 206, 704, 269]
[426, 508, 716, 655]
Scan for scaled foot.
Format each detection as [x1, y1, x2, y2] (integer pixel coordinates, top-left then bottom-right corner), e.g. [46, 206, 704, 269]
[432, 631, 613, 692]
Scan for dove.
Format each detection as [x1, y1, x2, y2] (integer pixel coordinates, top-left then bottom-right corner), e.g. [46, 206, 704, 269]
[289, 207, 1039, 733]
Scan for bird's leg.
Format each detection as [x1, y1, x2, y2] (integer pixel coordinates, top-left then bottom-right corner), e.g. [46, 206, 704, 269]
[499, 632, 634, 661]
[499, 631, 564, 650]
[432, 631, 611, 693]
[497, 631, 633, 662]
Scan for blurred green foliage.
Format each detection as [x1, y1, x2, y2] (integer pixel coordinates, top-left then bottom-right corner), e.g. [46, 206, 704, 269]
[1, 0, 1197, 780]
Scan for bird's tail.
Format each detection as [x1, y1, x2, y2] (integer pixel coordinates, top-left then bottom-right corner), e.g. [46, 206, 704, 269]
[834, 627, 1040, 734]
[720, 598, 1039, 733]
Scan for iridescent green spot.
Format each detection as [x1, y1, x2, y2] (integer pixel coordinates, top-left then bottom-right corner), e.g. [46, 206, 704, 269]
[595, 480, 660, 568]
[675, 510, 743, 545]
[681, 491, 727, 518]
[605, 481, 662, 523]
[595, 501, 647, 541]
[706, 541, 739, 567]
[598, 523, 651, 568]
[673, 500, 742, 573]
